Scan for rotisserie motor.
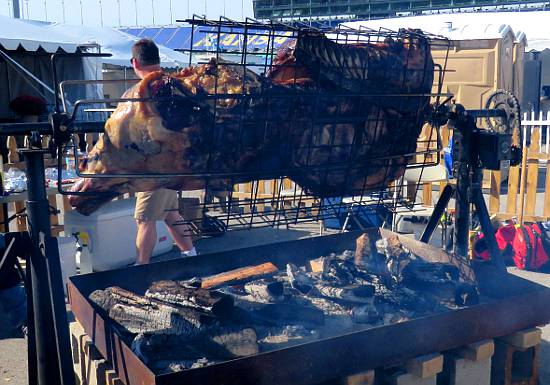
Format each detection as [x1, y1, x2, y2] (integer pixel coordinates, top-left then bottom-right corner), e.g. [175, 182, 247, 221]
[70, 30, 435, 214]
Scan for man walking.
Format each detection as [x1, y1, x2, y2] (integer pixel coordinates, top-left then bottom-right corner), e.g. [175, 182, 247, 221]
[129, 39, 196, 264]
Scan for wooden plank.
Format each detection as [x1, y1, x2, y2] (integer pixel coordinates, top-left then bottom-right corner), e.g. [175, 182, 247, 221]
[489, 171, 501, 215]
[342, 370, 375, 385]
[506, 165, 520, 215]
[499, 328, 542, 349]
[452, 339, 494, 362]
[405, 353, 444, 379]
[48, 194, 61, 235]
[201, 262, 279, 289]
[422, 183, 432, 207]
[525, 127, 540, 217]
[545, 160, 550, 218]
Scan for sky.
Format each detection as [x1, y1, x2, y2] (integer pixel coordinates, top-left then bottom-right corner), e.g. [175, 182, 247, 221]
[0, 0, 255, 27]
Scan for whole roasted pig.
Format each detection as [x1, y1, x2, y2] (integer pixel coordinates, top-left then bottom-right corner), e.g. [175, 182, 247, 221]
[70, 30, 434, 215]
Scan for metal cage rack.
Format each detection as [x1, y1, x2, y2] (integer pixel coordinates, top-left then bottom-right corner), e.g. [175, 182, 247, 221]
[56, 16, 453, 235]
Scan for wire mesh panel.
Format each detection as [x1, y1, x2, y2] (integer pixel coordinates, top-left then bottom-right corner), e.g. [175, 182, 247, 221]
[64, 16, 451, 234]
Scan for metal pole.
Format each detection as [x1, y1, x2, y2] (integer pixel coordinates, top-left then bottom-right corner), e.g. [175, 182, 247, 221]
[12, 0, 20, 18]
[451, 115, 472, 260]
[23, 148, 60, 385]
[23, 146, 75, 385]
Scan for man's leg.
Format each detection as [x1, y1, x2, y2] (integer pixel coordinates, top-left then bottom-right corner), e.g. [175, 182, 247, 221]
[135, 220, 157, 265]
[165, 211, 194, 252]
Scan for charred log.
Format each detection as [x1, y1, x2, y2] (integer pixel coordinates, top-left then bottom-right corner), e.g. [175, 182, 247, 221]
[89, 287, 211, 336]
[145, 280, 234, 317]
[131, 326, 258, 364]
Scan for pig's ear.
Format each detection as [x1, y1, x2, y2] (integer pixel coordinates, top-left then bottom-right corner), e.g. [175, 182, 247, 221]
[154, 77, 210, 132]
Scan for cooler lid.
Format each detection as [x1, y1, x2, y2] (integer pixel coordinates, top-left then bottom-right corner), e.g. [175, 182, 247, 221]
[65, 198, 137, 223]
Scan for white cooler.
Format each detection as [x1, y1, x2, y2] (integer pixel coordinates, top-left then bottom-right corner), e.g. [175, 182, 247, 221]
[64, 198, 173, 271]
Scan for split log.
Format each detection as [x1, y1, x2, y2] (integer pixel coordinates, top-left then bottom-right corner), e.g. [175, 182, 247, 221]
[145, 280, 234, 316]
[89, 287, 211, 336]
[201, 262, 279, 289]
[255, 302, 325, 326]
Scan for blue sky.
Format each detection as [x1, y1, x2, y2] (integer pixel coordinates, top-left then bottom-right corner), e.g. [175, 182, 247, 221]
[1, 0, 255, 27]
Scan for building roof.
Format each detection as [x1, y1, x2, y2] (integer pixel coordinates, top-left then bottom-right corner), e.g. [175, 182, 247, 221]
[343, 11, 550, 49]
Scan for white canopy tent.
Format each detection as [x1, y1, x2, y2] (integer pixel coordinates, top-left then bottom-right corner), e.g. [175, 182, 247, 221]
[44, 23, 189, 68]
[0, 15, 190, 120]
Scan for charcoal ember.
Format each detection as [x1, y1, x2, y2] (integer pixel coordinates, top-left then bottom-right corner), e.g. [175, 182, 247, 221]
[351, 303, 380, 324]
[145, 280, 234, 316]
[286, 263, 314, 294]
[89, 287, 211, 336]
[244, 279, 284, 302]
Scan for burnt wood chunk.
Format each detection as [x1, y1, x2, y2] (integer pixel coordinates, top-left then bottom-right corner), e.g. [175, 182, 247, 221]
[211, 328, 259, 357]
[132, 327, 258, 364]
[201, 262, 279, 289]
[145, 280, 234, 316]
[256, 303, 325, 326]
[89, 287, 210, 336]
[309, 256, 332, 273]
[244, 279, 284, 302]
[315, 283, 375, 303]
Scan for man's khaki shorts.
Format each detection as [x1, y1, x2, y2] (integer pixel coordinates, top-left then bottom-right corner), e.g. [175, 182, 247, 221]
[134, 189, 178, 222]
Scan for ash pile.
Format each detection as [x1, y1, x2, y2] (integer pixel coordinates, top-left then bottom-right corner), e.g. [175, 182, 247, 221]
[89, 234, 479, 374]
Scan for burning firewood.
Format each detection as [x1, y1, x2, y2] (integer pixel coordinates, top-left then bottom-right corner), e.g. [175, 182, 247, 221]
[145, 280, 234, 317]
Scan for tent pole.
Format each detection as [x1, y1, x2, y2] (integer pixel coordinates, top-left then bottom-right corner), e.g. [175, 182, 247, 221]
[12, 0, 21, 18]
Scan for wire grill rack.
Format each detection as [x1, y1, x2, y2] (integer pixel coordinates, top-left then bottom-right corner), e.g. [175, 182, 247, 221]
[61, 16, 452, 235]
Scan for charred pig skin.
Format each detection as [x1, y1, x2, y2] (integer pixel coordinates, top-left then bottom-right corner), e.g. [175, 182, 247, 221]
[70, 31, 434, 215]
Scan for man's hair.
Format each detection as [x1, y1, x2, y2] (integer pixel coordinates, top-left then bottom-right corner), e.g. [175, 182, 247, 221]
[132, 39, 160, 66]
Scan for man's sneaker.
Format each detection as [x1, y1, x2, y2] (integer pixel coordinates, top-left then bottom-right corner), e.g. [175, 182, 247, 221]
[181, 247, 198, 258]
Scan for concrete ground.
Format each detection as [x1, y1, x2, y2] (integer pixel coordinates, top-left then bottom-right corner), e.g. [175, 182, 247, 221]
[1, 223, 550, 384]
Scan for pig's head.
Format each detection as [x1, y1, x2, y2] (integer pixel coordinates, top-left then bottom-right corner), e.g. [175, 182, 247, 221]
[69, 70, 212, 215]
